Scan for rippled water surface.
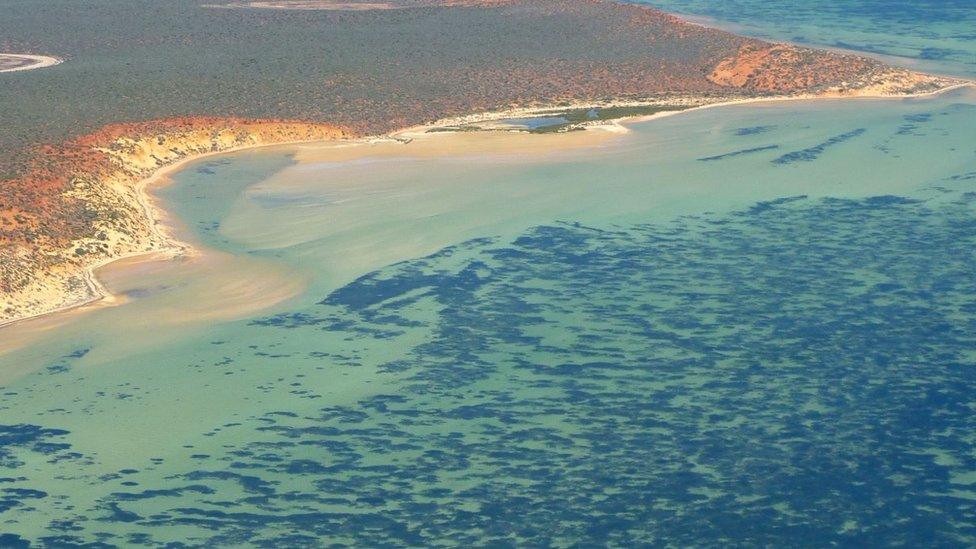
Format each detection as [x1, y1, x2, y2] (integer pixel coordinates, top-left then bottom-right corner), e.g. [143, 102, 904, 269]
[1, 7, 976, 547]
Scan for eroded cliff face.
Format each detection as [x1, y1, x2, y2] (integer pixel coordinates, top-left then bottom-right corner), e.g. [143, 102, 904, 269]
[0, 119, 349, 324]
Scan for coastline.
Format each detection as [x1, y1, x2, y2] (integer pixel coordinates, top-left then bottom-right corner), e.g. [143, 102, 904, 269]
[607, 81, 976, 127]
[2, 80, 972, 333]
[392, 81, 973, 139]
[677, 13, 972, 82]
[0, 135, 346, 331]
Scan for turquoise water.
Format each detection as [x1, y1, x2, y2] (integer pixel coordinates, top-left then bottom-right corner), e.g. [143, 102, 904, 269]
[0, 89, 974, 546]
[633, 0, 976, 78]
[2, 7, 976, 546]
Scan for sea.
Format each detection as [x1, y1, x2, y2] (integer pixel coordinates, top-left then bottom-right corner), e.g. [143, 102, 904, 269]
[1, 1, 975, 546]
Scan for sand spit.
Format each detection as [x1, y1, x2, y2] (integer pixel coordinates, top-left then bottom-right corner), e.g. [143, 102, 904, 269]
[0, 53, 62, 73]
[394, 78, 972, 138]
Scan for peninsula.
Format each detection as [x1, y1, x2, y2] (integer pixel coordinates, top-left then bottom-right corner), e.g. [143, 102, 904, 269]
[0, 0, 963, 325]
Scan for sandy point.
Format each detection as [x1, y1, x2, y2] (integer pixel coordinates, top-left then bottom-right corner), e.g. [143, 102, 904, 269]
[0, 53, 63, 73]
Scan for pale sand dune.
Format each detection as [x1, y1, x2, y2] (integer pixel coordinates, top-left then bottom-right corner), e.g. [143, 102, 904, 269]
[0, 53, 62, 73]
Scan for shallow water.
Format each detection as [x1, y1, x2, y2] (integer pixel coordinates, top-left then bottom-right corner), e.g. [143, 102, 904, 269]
[2, 10, 976, 546]
[634, 0, 976, 78]
[1, 87, 974, 545]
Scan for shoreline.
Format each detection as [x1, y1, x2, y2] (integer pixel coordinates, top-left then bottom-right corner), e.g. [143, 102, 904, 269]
[608, 81, 976, 127]
[0, 135, 348, 331]
[677, 13, 971, 82]
[386, 82, 973, 142]
[2, 80, 973, 332]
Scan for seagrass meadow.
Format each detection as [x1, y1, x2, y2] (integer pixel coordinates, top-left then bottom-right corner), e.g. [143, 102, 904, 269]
[2, 86, 976, 546]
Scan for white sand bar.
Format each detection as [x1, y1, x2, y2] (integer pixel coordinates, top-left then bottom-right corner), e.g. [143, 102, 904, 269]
[0, 53, 62, 73]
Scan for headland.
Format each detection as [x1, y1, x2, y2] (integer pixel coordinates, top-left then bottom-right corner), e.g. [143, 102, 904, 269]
[0, 0, 967, 327]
